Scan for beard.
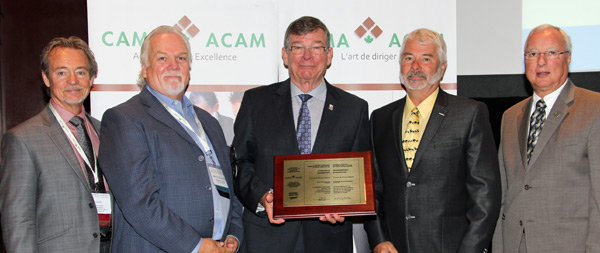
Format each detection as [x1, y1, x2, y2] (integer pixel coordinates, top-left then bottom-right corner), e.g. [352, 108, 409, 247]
[400, 67, 443, 91]
[161, 72, 188, 96]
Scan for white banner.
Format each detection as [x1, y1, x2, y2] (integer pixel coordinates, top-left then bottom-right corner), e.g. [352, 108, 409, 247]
[88, 0, 456, 120]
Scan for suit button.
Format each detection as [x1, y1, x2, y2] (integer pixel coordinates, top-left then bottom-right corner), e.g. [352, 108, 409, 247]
[89, 203, 94, 208]
[519, 220, 523, 226]
[93, 233, 99, 238]
[502, 214, 505, 220]
[405, 215, 415, 220]
[206, 186, 212, 191]
[524, 185, 531, 190]
[198, 155, 205, 162]
[406, 182, 415, 187]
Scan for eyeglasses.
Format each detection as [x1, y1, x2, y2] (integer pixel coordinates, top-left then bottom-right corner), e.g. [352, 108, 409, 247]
[524, 51, 570, 60]
[287, 46, 329, 55]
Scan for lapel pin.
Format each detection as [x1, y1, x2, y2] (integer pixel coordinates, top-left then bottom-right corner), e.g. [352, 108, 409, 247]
[554, 112, 560, 117]
[329, 104, 334, 111]
[439, 112, 445, 116]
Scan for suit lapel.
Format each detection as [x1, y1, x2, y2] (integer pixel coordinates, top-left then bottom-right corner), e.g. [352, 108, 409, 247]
[43, 106, 92, 192]
[312, 81, 342, 154]
[275, 80, 300, 154]
[392, 98, 409, 173]
[527, 81, 574, 168]
[140, 88, 199, 147]
[518, 99, 532, 168]
[410, 90, 448, 172]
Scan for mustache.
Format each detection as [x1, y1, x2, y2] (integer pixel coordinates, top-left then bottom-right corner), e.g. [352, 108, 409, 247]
[406, 71, 427, 79]
[64, 85, 84, 91]
[162, 72, 184, 79]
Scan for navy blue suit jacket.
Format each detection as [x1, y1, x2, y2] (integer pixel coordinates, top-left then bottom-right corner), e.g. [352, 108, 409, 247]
[99, 87, 243, 252]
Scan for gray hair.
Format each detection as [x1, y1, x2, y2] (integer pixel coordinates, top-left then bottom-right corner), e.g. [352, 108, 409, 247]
[525, 24, 572, 53]
[41, 36, 98, 78]
[137, 25, 192, 88]
[401, 28, 447, 67]
[284, 16, 331, 49]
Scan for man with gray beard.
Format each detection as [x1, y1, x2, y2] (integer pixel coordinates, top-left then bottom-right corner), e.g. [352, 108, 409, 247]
[98, 25, 242, 252]
[364, 28, 501, 253]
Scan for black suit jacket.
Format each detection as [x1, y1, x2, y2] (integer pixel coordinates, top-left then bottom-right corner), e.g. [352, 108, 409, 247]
[365, 90, 501, 253]
[232, 78, 370, 251]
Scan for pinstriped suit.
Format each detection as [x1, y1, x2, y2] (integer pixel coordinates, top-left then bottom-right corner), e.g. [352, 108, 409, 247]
[492, 80, 600, 252]
[0, 105, 102, 252]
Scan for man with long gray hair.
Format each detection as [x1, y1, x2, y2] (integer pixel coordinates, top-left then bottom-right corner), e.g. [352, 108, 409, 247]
[98, 25, 243, 252]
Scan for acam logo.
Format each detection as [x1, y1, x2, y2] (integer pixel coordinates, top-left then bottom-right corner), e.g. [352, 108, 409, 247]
[355, 17, 382, 44]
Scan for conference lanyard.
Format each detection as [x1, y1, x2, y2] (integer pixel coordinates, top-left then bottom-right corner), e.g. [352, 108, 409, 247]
[49, 104, 99, 184]
[155, 99, 213, 155]
[155, 98, 230, 196]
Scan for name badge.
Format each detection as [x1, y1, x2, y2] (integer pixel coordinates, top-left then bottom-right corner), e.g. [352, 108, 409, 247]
[92, 193, 112, 214]
[208, 164, 230, 198]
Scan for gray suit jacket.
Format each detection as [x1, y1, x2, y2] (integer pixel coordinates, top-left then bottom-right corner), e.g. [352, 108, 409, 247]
[98, 87, 243, 252]
[0, 105, 102, 252]
[492, 80, 600, 252]
[365, 90, 501, 252]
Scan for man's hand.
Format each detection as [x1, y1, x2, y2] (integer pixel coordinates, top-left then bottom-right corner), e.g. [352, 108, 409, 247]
[261, 191, 285, 224]
[318, 213, 345, 224]
[222, 236, 239, 251]
[198, 238, 235, 253]
[373, 241, 398, 253]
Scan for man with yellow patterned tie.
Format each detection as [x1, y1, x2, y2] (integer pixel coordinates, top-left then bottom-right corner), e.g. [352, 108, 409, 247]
[364, 28, 501, 253]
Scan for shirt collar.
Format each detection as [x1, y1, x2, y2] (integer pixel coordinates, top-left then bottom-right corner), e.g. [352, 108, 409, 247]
[405, 87, 439, 121]
[146, 85, 194, 116]
[50, 99, 87, 124]
[532, 78, 568, 114]
[290, 79, 327, 102]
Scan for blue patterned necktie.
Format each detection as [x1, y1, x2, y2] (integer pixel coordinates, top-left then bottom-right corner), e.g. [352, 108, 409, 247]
[296, 94, 312, 154]
[526, 99, 547, 164]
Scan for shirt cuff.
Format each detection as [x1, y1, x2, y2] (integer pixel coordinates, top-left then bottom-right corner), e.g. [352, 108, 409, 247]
[191, 238, 202, 253]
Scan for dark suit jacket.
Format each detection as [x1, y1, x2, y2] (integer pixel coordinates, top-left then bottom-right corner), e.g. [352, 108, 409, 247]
[0, 105, 102, 252]
[98, 87, 243, 252]
[365, 90, 501, 253]
[492, 81, 600, 252]
[233, 79, 370, 251]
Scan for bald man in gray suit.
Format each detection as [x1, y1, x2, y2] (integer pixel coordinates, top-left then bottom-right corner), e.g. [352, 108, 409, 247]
[492, 24, 600, 253]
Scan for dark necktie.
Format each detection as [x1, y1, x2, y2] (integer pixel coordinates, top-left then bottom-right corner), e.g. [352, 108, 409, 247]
[69, 116, 105, 192]
[526, 99, 547, 164]
[296, 94, 312, 155]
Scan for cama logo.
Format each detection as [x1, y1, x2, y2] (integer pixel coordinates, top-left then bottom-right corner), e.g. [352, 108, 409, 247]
[101, 14, 265, 48]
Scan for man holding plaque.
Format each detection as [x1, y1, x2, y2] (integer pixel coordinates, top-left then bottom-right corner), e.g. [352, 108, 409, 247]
[365, 28, 501, 253]
[232, 16, 370, 252]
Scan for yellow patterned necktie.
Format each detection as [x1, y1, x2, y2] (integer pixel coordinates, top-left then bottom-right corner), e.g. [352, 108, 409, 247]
[403, 107, 420, 172]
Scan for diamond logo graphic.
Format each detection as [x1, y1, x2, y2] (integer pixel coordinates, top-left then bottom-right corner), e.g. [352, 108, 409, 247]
[174, 16, 200, 38]
[355, 17, 382, 43]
